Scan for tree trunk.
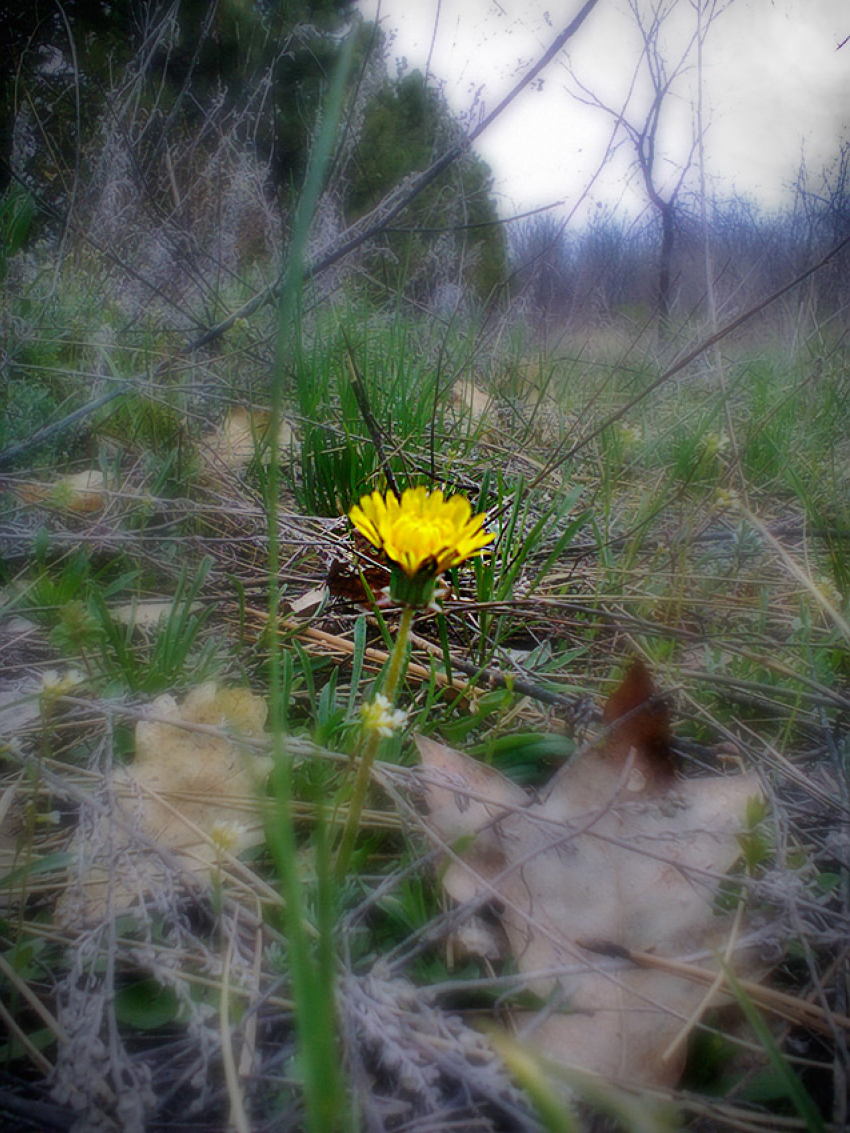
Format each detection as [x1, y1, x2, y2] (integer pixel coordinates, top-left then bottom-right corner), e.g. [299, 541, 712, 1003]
[0, 73, 14, 196]
[658, 200, 675, 340]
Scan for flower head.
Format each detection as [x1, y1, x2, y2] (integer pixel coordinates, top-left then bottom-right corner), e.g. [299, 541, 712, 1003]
[208, 820, 247, 855]
[360, 694, 408, 738]
[40, 669, 84, 697]
[714, 486, 740, 510]
[349, 486, 493, 581]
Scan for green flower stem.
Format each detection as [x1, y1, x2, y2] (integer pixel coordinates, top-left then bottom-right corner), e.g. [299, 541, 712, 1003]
[335, 603, 414, 881]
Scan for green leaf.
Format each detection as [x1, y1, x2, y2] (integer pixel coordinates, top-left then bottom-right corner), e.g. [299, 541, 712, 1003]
[0, 1025, 57, 1064]
[0, 852, 75, 890]
[114, 979, 181, 1031]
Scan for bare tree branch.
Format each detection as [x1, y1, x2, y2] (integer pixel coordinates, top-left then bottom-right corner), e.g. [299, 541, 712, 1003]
[563, 0, 728, 334]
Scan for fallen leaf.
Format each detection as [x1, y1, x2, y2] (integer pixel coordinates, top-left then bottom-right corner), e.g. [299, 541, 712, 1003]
[200, 407, 296, 472]
[108, 598, 202, 627]
[58, 683, 272, 925]
[17, 469, 108, 513]
[450, 379, 493, 422]
[417, 661, 763, 1087]
[288, 585, 327, 616]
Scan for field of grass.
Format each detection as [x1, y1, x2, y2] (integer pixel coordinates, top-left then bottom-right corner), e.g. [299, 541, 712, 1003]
[1, 231, 849, 1133]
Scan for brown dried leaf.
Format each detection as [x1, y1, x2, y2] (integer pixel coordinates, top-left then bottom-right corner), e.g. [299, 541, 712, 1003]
[450, 379, 493, 422]
[288, 585, 328, 616]
[58, 683, 272, 925]
[108, 599, 202, 627]
[200, 407, 296, 472]
[327, 558, 391, 607]
[17, 469, 107, 513]
[417, 662, 763, 1087]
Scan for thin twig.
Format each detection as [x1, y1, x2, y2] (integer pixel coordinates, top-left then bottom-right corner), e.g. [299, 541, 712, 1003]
[221, 916, 252, 1133]
[579, 939, 850, 1034]
[341, 331, 399, 496]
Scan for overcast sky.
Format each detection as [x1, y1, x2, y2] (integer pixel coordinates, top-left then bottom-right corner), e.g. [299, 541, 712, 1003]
[356, 0, 849, 223]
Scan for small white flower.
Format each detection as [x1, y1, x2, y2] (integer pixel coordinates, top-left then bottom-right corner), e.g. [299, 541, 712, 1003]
[360, 694, 408, 738]
[703, 431, 730, 457]
[40, 669, 84, 695]
[714, 487, 740, 509]
[616, 422, 642, 446]
[814, 575, 842, 608]
[208, 820, 247, 854]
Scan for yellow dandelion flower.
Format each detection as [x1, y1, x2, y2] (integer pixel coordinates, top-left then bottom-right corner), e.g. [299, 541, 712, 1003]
[349, 486, 494, 580]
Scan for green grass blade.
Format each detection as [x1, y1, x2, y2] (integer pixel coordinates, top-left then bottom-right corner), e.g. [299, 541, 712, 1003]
[718, 958, 826, 1133]
[263, 27, 357, 1133]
